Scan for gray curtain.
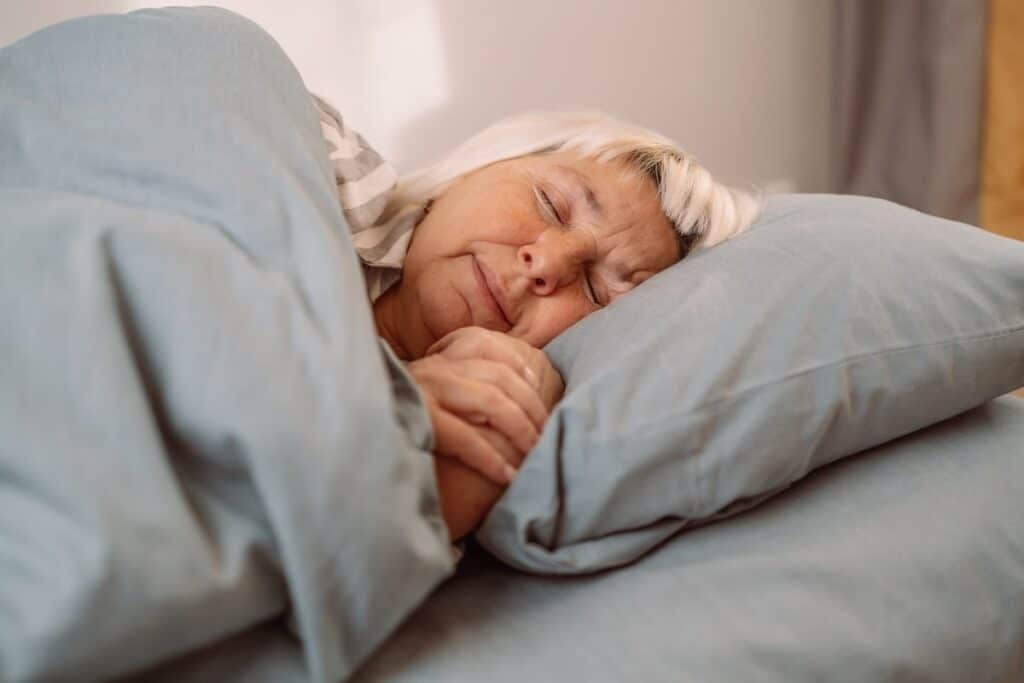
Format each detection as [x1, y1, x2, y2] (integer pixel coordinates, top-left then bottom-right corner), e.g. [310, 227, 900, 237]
[832, 0, 987, 224]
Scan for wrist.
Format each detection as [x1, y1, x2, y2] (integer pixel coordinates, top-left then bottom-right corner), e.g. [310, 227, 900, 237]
[432, 457, 503, 542]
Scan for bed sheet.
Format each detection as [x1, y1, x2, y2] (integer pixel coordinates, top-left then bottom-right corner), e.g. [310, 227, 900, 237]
[134, 395, 1024, 682]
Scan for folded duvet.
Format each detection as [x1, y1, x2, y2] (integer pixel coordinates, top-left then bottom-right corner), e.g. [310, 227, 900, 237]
[0, 8, 454, 682]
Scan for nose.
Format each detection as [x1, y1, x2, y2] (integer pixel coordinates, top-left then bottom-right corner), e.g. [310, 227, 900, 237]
[516, 229, 588, 296]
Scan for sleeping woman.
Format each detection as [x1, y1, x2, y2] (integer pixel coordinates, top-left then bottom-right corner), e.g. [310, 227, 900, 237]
[314, 99, 761, 541]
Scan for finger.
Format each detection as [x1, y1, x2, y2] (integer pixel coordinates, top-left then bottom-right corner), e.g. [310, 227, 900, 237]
[476, 424, 526, 468]
[416, 360, 540, 455]
[433, 408, 517, 485]
[457, 358, 548, 432]
[424, 326, 478, 356]
[539, 363, 566, 410]
[433, 375, 540, 456]
[427, 328, 538, 389]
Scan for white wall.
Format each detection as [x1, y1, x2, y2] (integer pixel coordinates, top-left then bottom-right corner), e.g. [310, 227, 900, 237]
[1, 0, 833, 192]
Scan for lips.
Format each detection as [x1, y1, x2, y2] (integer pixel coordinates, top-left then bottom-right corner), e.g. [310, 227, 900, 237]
[472, 257, 512, 327]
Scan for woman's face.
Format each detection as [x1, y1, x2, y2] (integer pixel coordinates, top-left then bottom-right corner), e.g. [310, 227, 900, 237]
[374, 150, 680, 358]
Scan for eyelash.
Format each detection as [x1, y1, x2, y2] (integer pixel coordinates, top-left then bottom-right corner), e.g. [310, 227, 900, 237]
[537, 187, 562, 224]
[536, 187, 601, 307]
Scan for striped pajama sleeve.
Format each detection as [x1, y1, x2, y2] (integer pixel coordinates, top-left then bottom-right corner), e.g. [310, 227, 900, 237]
[310, 93, 423, 303]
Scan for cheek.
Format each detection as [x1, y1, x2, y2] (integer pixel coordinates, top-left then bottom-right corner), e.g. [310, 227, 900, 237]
[468, 200, 539, 247]
[407, 260, 473, 341]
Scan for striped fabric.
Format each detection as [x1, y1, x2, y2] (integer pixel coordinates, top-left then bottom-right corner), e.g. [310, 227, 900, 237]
[310, 94, 424, 302]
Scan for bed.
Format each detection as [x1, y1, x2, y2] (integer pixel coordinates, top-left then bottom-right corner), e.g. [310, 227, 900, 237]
[135, 394, 1024, 682]
[2, 7, 1022, 682]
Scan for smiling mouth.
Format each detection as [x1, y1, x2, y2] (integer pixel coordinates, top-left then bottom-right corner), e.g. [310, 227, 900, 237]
[472, 257, 511, 327]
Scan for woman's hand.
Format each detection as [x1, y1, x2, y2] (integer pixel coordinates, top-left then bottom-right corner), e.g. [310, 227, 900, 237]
[406, 327, 557, 486]
[425, 326, 565, 412]
[408, 327, 566, 539]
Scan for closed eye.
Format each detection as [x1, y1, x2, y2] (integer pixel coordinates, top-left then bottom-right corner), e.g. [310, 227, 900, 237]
[535, 187, 563, 224]
[534, 186, 602, 306]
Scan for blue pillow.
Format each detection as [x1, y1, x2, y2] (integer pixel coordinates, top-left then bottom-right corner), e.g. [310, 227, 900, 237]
[477, 194, 1024, 573]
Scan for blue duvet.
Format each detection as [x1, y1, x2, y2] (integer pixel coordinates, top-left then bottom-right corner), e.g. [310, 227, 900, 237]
[0, 8, 454, 681]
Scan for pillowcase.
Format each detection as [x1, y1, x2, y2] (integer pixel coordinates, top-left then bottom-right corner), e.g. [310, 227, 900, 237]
[476, 193, 1024, 574]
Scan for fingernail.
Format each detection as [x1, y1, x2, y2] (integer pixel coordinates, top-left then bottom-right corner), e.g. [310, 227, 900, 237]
[504, 464, 518, 484]
[523, 367, 538, 387]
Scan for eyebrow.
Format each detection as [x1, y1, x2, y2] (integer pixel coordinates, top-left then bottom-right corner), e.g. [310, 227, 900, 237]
[553, 165, 603, 216]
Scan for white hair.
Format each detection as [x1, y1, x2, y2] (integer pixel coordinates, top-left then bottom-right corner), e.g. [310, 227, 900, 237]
[382, 111, 763, 257]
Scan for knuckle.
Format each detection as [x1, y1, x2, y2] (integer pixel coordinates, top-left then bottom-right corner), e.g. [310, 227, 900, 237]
[452, 335, 480, 355]
[420, 353, 446, 370]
